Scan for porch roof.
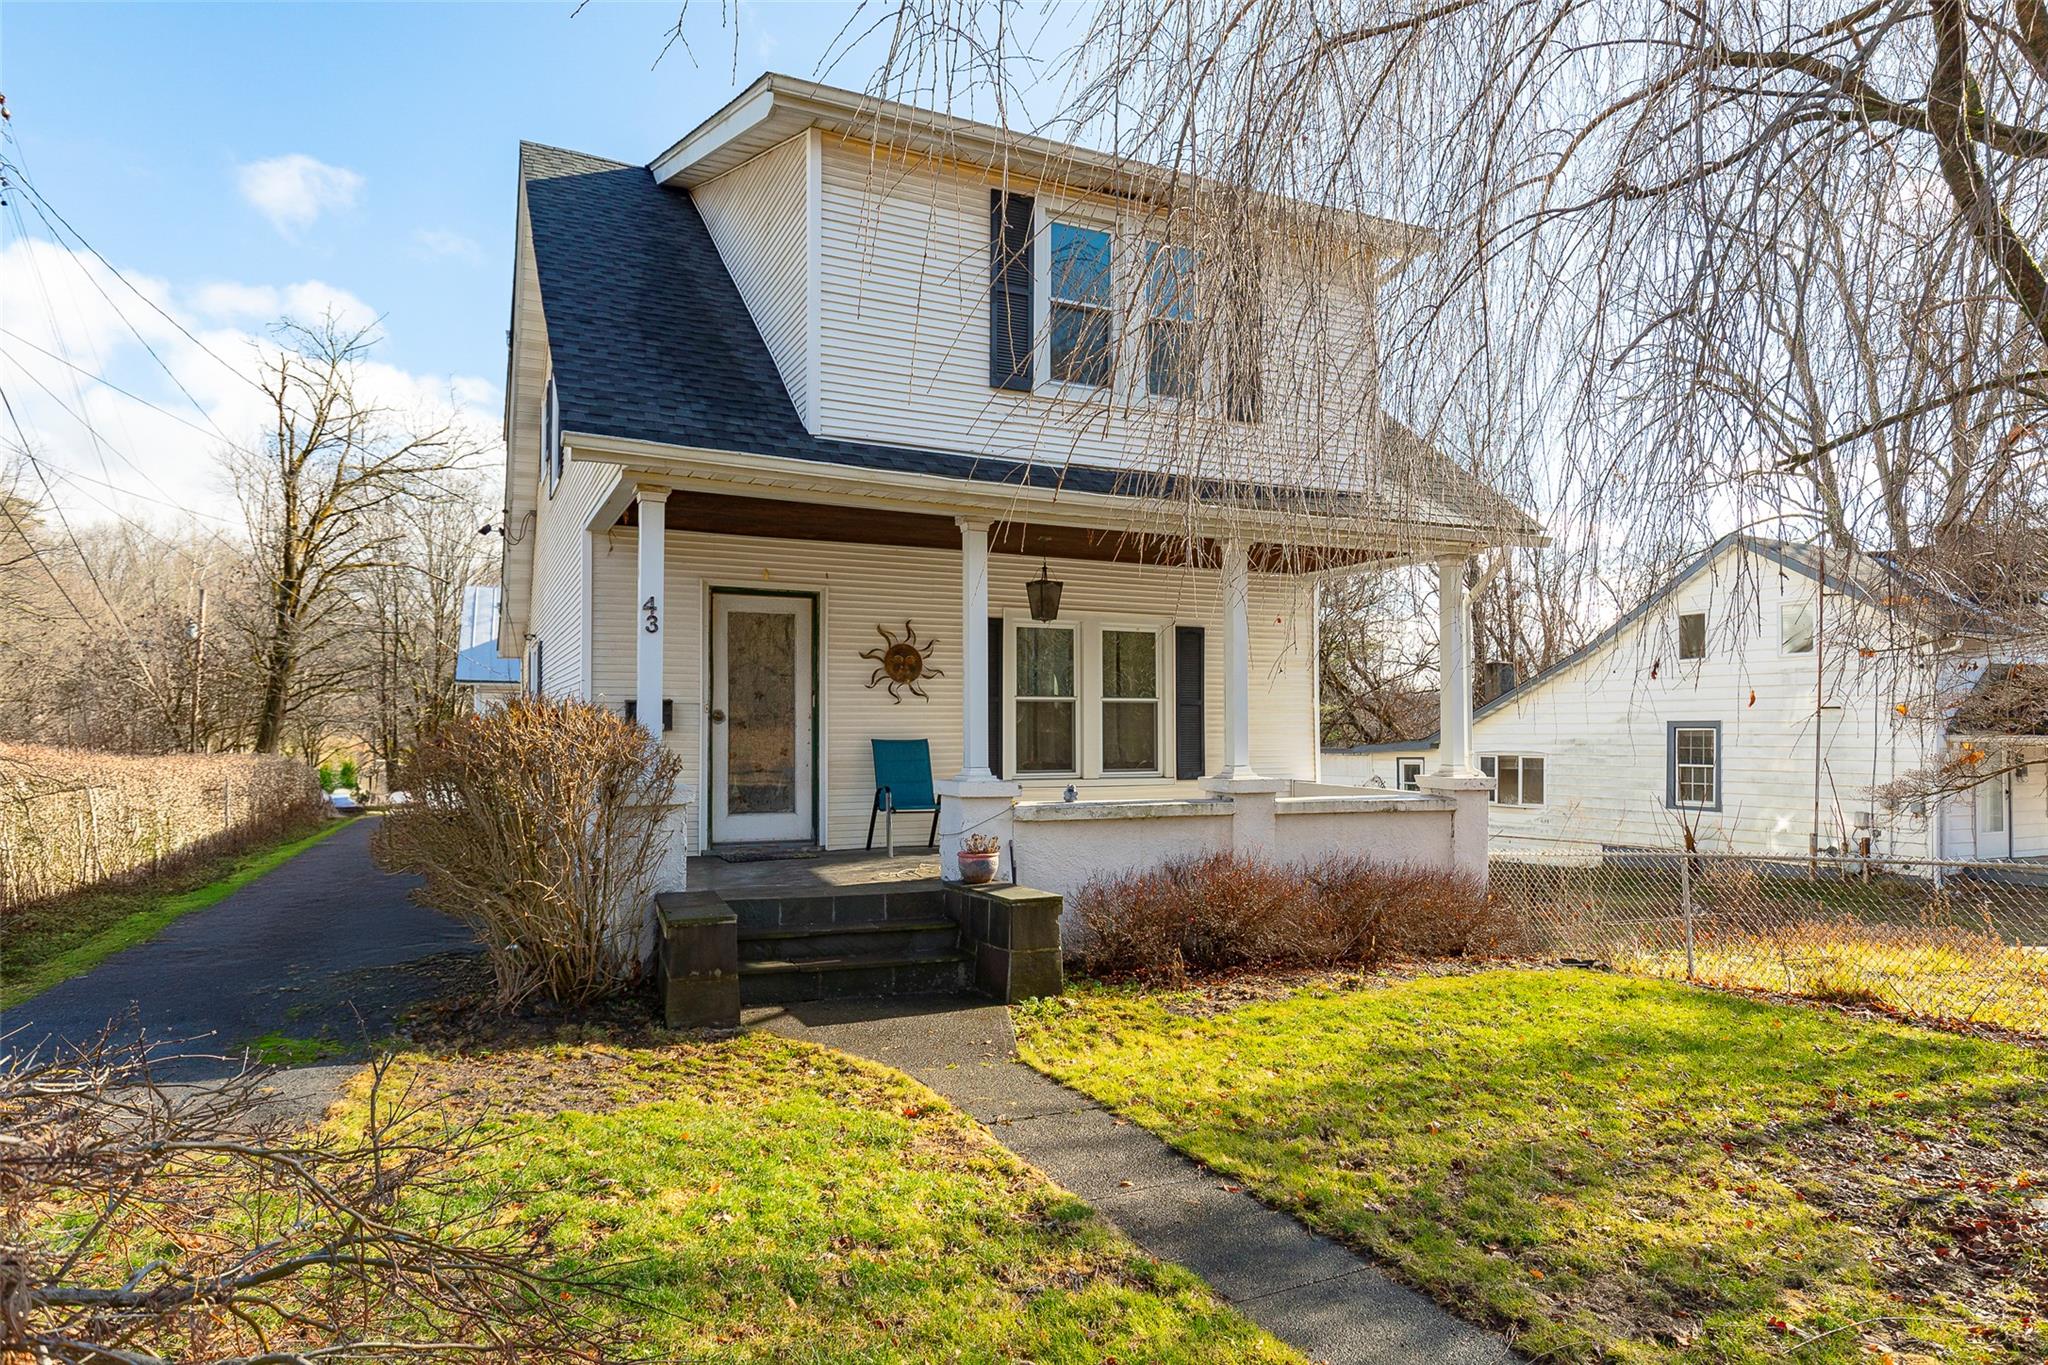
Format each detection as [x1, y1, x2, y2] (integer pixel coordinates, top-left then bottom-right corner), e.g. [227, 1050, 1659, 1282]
[515, 142, 1542, 547]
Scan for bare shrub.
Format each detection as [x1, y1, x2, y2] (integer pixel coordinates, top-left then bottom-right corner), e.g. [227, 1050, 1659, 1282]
[1067, 851, 1492, 982]
[1, 1028, 605, 1363]
[0, 744, 327, 912]
[372, 697, 685, 1009]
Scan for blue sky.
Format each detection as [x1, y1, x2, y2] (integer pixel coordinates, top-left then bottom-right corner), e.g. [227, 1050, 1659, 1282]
[4, 1, 1033, 524]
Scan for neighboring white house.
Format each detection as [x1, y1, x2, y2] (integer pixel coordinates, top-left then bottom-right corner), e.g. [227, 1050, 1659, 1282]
[453, 585, 521, 712]
[1325, 535, 2047, 863]
[495, 73, 1540, 900]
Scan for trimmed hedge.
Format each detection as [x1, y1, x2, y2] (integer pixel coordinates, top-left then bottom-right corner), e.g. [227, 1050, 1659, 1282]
[0, 745, 327, 912]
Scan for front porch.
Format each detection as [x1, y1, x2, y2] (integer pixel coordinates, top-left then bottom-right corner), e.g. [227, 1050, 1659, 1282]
[576, 459, 1500, 918]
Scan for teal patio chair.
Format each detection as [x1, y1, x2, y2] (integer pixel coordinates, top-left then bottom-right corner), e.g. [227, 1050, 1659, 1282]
[868, 738, 940, 852]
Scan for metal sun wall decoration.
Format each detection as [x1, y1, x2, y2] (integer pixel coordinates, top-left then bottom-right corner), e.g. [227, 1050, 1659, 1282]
[861, 621, 945, 702]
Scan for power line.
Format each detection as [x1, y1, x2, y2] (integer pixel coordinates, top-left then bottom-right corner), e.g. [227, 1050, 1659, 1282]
[0, 329, 226, 441]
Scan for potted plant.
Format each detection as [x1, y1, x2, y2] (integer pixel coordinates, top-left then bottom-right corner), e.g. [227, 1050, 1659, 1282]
[956, 832, 1002, 885]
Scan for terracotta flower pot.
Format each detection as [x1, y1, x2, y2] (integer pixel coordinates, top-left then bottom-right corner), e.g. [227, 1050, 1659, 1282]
[955, 849, 1000, 885]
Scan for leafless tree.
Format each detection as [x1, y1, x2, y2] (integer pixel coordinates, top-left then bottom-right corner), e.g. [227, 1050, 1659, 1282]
[2, 1028, 611, 1362]
[231, 318, 483, 754]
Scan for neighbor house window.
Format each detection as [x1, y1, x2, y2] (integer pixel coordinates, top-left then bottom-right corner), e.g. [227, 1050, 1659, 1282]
[1396, 758, 1424, 792]
[1668, 723, 1721, 808]
[1983, 778, 2007, 834]
[1015, 624, 1078, 773]
[1049, 222, 1113, 388]
[1678, 611, 1707, 661]
[1144, 242, 1196, 398]
[1100, 628, 1160, 773]
[1781, 603, 1815, 654]
[1480, 754, 1545, 806]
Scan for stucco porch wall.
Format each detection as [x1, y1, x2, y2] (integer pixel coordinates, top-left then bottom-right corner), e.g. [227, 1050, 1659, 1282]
[1007, 785, 1460, 907]
[589, 527, 1319, 853]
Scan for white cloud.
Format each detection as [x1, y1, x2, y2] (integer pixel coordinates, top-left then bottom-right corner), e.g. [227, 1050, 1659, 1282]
[188, 279, 379, 333]
[410, 228, 483, 265]
[0, 239, 500, 531]
[235, 154, 364, 236]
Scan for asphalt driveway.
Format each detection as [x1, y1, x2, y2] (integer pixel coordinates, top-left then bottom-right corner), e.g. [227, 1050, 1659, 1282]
[2, 817, 480, 1081]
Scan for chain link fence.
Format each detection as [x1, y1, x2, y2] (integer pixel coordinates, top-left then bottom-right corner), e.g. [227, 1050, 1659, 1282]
[1489, 834, 2048, 1037]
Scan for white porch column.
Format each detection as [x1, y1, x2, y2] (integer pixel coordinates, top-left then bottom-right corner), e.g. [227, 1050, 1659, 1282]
[1418, 551, 1490, 885]
[635, 485, 669, 735]
[957, 516, 993, 780]
[934, 514, 1019, 881]
[1433, 552, 1477, 776]
[1220, 537, 1255, 779]
[1201, 537, 1286, 842]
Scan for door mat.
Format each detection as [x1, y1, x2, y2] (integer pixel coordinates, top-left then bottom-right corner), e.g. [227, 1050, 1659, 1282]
[710, 843, 826, 863]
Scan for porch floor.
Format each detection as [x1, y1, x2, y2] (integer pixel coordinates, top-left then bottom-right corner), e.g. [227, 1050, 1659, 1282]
[687, 848, 942, 897]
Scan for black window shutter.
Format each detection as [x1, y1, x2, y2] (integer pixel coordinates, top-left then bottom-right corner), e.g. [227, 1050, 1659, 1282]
[623, 698, 674, 732]
[989, 190, 1034, 391]
[988, 617, 1005, 778]
[1175, 625, 1206, 779]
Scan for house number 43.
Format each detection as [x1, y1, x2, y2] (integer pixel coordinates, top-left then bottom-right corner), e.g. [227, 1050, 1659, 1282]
[642, 596, 660, 633]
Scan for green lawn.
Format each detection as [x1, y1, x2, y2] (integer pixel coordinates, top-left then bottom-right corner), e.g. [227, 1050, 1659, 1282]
[334, 1032, 1298, 1363]
[1, 814, 350, 1009]
[1015, 968, 2046, 1363]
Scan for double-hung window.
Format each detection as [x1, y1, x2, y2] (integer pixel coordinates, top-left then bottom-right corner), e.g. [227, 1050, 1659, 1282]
[1015, 625, 1078, 774]
[1100, 628, 1160, 773]
[1480, 754, 1545, 806]
[1677, 610, 1706, 661]
[1144, 242, 1196, 399]
[1781, 603, 1815, 654]
[1668, 724, 1720, 809]
[1049, 222, 1114, 388]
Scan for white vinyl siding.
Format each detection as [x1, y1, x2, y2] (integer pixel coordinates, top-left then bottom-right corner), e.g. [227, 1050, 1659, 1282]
[808, 135, 1381, 489]
[692, 133, 814, 428]
[592, 530, 1316, 853]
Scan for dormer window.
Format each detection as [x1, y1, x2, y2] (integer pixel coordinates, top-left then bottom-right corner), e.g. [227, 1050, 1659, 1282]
[1144, 242, 1197, 399]
[1048, 222, 1113, 388]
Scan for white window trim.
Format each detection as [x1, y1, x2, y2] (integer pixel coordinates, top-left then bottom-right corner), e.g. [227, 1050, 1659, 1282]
[1780, 601, 1815, 655]
[1670, 725, 1720, 810]
[1004, 615, 1186, 782]
[1037, 213, 1118, 399]
[1008, 620, 1082, 779]
[1096, 622, 1166, 778]
[1395, 757, 1425, 792]
[1479, 753, 1547, 807]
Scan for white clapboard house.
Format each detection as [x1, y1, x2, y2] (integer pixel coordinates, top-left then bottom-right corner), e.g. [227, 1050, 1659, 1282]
[1325, 535, 2047, 863]
[494, 73, 1541, 912]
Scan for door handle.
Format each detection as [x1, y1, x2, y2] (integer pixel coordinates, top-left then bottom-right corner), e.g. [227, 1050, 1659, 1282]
[710, 708, 726, 724]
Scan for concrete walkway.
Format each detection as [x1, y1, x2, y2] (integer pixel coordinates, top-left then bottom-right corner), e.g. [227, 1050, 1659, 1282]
[755, 995, 1514, 1365]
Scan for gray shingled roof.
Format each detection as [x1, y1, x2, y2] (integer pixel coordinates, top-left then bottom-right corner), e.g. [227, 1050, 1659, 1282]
[517, 140, 1538, 534]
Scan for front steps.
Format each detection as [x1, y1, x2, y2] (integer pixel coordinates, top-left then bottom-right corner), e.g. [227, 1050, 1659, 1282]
[728, 886, 972, 1005]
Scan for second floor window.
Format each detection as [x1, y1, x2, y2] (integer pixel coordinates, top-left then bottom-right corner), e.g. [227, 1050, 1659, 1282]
[1781, 603, 1815, 654]
[1677, 611, 1706, 660]
[1049, 222, 1113, 388]
[1145, 242, 1196, 399]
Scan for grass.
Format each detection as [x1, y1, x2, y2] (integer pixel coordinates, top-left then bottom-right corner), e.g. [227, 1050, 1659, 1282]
[248, 1031, 350, 1066]
[1, 815, 353, 1009]
[1014, 968, 2047, 1363]
[327, 1032, 1299, 1363]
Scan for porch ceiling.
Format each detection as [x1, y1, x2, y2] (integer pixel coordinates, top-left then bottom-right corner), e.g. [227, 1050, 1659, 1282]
[617, 489, 1394, 572]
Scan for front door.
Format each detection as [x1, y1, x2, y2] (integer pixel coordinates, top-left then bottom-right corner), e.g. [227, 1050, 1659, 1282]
[710, 592, 816, 844]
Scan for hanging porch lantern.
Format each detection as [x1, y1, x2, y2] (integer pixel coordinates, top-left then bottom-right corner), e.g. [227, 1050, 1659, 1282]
[1025, 559, 1064, 622]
